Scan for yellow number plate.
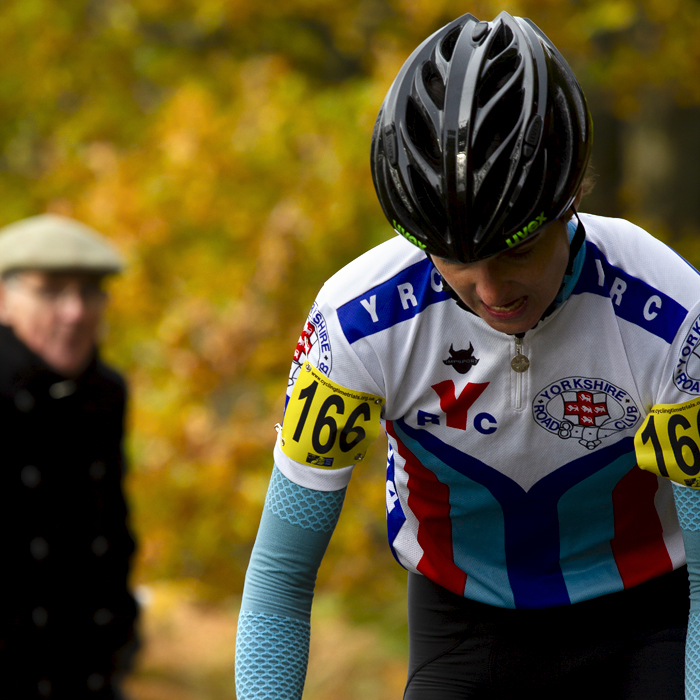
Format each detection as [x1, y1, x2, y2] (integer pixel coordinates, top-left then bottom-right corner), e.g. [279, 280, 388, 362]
[281, 363, 385, 468]
[635, 398, 700, 488]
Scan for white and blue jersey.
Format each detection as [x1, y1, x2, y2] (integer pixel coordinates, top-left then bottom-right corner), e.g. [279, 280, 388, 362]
[274, 213, 700, 608]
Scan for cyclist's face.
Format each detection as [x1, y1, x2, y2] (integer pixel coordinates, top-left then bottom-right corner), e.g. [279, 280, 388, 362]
[432, 219, 570, 334]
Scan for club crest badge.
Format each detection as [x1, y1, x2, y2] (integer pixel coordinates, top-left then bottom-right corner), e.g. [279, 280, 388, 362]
[532, 377, 640, 450]
[289, 302, 332, 387]
[674, 312, 700, 396]
[443, 343, 480, 374]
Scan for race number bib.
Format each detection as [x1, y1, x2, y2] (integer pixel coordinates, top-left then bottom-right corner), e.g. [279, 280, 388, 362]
[281, 363, 385, 468]
[635, 398, 700, 488]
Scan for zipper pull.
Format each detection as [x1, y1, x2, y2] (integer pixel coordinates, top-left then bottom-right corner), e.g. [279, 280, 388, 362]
[511, 335, 530, 373]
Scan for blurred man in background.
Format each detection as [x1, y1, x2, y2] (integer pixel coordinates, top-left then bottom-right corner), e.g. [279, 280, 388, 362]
[0, 214, 139, 699]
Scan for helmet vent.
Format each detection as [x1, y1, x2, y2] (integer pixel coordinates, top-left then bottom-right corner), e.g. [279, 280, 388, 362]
[486, 23, 514, 60]
[440, 26, 462, 61]
[422, 61, 446, 110]
[406, 97, 441, 169]
[472, 152, 511, 236]
[409, 165, 447, 236]
[501, 152, 547, 233]
[476, 52, 521, 108]
[472, 86, 523, 166]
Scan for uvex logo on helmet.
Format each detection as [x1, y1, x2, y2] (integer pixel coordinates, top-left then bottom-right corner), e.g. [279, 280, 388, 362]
[393, 220, 427, 250]
[505, 212, 547, 249]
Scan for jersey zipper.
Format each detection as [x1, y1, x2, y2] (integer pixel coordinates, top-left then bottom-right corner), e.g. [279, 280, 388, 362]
[511, 334, 530, 410]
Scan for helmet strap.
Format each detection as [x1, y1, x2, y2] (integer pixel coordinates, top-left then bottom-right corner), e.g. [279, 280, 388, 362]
[540, 208, 586, 321]
[566, 208, 585, 275]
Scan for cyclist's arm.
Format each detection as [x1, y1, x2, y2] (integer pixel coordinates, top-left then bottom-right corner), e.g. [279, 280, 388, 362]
[673, 485, 700, 699]
[235, 464, 346, 700]
[635, 392, 700, 697]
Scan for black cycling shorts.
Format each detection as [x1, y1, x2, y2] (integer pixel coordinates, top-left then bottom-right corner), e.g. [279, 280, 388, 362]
[404, 567, 689, 700]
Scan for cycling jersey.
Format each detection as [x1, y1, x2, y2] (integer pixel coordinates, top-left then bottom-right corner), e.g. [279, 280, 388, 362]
[236, 213, 700, 698]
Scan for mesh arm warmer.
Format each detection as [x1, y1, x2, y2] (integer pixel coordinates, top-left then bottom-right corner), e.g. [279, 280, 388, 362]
[235, 465, 346, 700]
[673, 484, 700, 699]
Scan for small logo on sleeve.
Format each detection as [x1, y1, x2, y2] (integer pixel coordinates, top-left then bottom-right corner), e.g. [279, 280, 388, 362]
[289, 302, 333, 387]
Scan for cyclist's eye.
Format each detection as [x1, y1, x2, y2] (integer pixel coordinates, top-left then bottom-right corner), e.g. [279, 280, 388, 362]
[505, 245, 536, 260]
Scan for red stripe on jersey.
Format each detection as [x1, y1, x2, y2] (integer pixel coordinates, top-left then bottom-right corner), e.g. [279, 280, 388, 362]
[610, 466, 672, 588]
[386, 420, 467, 596]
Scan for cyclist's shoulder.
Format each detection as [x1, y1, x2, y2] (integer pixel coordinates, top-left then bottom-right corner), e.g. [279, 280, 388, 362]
[581, 213, 700, 283]
[320, 235, 430, 306]
[581, 213, 663, 249]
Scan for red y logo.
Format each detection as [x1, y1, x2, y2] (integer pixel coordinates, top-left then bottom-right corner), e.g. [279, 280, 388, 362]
[431, 380, 489, 430]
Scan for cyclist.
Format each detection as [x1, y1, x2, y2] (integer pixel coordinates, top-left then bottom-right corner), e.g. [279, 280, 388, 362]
[236, 11, 700, 699]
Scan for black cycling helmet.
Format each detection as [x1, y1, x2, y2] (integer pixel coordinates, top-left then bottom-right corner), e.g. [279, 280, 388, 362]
[371, 11, 592, 263]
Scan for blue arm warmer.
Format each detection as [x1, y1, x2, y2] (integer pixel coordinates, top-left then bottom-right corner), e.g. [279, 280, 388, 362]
[235, 465, 346, 700]
[673, 484, 700, 699]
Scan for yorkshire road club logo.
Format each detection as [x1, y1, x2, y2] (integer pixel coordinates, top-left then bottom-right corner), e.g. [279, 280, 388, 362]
[443, 343, 480, 375]
[532, 377, 640, 450]
[289, 302, 333, 387]
[674, 312, 700, 396]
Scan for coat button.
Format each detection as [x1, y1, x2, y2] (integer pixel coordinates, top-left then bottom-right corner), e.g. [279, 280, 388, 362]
[32, 607, 48, 627]
[30, 537, 49, 560]
[14, 390, 34, 412]
[21, 465, 41, 487]
[91, 536, 109, 556]
[89, 461, 106, 480]
[86, 673, 105, 691]
[93, 608, 113, 625]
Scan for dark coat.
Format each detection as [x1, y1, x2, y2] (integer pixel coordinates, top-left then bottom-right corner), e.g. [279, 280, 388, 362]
[0, 324, 139, 699]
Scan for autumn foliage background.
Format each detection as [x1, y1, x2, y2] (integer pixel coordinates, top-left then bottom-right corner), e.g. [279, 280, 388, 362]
[3, 0, 700, 697]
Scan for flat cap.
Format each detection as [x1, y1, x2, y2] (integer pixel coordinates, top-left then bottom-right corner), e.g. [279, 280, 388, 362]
[0, 214, 124, 276]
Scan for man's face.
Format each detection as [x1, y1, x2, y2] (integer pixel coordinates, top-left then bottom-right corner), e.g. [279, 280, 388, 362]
[431, 219, 570, 335]
[0, 271, 107, 377]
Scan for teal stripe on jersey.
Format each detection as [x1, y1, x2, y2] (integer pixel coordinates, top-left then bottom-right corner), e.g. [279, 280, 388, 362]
[557, 451, 636, 601]
[392, 420, 514, 608]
